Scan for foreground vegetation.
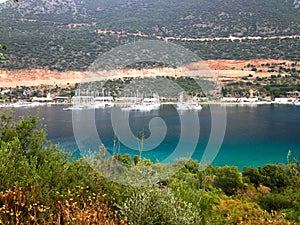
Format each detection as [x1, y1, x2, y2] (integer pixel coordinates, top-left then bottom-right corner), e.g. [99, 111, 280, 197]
[0, 109, 300, 224]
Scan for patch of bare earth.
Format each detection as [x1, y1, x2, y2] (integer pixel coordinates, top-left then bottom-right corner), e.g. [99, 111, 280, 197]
[0, 69, 86, 87]
[0, 60, 298, 88]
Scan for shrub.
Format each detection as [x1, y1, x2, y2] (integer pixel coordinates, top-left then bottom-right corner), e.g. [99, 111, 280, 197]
[260, 193, 293, 212]
[258, 164, 291, 192]
[214, 198, 290, 225]
[118, 186, 202, 225]
[242, 167, 262, 187]
[213, 166, 243, 196]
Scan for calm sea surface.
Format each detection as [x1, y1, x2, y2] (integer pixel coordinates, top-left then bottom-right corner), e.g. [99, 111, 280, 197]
[15, 104, 300, 170]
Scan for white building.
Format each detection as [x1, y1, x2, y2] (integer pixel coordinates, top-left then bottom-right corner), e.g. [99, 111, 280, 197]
[32, 93, 53, 102]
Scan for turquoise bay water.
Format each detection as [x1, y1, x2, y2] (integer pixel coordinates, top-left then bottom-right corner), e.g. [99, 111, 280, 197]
[15, 104, 300, 170]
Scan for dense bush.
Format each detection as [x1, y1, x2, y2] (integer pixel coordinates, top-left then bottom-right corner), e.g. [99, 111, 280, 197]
[212, 166, 243, 196]
[258, 164, 291, 192]
[242, 166, 262, 187]
[243, 164, 292, 192]
[260, 193, 293, 212]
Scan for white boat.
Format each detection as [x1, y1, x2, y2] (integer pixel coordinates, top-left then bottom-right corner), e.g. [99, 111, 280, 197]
[177, 102, 202, 110]
[121, 101, 141, 111]
[63, 105, 92, 111]
[6, 101, 45, 108]
[176, 93, 202, 111]
[139, 96, 161, 111]
[64, 95, 115, 111]
[93, 101, 115, 108]
[189, 102, 202, 110]
[176, 101, 190, 110]
[121, 94, 161, 111]
[30, 102, 46, 107]
[64, 96, 95, 111]
[94, 96, 114, 108]
[294, 100, 300, 106]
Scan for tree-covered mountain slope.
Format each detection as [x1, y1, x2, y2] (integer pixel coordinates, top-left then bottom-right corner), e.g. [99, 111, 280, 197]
[0, 0, 299, 71]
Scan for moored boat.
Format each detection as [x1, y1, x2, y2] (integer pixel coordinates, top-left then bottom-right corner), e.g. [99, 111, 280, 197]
[121, 94, 161, 111]
[294, 100, 300, 106]
[6, 101, 45, 108]
[176, 93, 202, 111]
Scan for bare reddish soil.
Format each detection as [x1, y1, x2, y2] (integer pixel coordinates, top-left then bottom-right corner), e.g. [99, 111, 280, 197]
[0, 60, 298, 88]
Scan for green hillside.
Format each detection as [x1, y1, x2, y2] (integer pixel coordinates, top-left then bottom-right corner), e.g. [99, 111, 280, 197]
[0, 0, 299, 71]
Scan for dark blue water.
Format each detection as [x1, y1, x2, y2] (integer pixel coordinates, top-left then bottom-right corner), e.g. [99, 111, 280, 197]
[15, 104, 300, 170]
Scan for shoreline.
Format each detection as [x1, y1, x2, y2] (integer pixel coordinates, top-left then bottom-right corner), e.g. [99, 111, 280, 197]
[2, 100, 299, 108]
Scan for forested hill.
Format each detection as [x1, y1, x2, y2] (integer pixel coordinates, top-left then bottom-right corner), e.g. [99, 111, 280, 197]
[0, 0, 299, 71]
